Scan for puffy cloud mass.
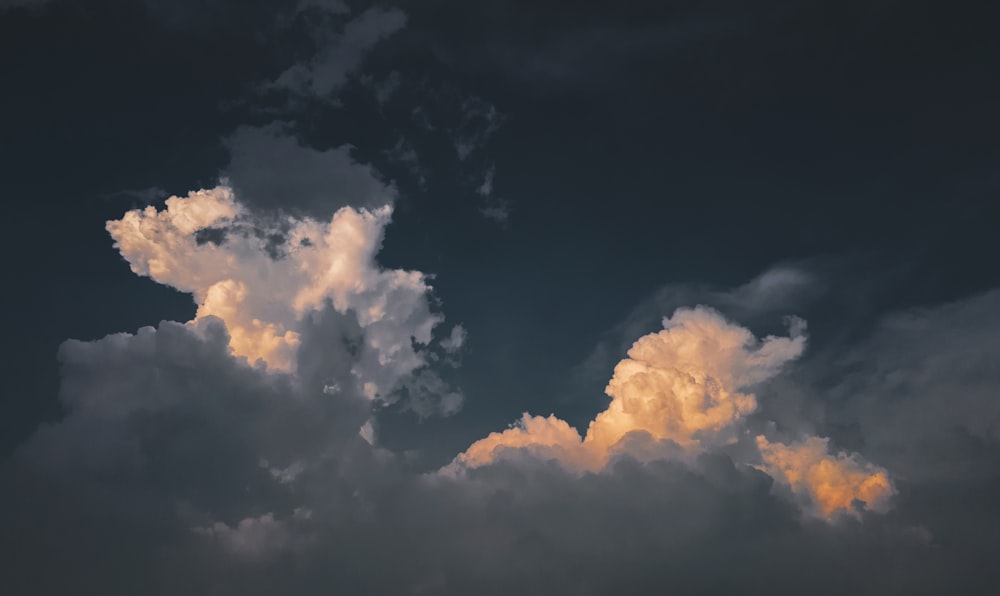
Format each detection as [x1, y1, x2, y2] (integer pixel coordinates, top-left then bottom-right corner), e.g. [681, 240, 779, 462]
[756, 436, 894, 518]
[106, 186, 453, 411]
[5, 184, 996, 592]
[454, 306, 893, 519]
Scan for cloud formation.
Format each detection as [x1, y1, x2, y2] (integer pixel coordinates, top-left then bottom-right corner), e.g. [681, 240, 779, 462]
[223, 124, 395, 216]
[106, 186, 455, 412]
[5, 252, 998, 593]
[453, 306, 892, 519]
[756, 436, 894, 518]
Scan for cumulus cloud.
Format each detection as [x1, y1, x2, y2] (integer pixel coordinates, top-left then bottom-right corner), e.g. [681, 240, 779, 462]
[106, 185, 457, 412]
[0, 177, 991, 591]
[756, 435, 894, 518]
[456, 307, 803, 469]
[568, 265, 818, 396]
[452, 306, 892, 520]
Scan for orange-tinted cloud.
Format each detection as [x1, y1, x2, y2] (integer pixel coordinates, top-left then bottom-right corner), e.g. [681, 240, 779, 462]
[450, 306, 894, 520]
[453, 307, 806, 473]
[755, 435, 895, 518]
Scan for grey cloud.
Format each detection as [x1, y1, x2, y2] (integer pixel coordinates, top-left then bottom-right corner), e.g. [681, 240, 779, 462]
[5, 290, 1000, 594]
[223, 123, 395, 216]
[478, 202, 510, 224]
[4, 239, 998, 595]
[270, 6, 406, 99]
[440, 324, 466, 354]
[2, 316, 371, 594]
[823, 288, 1000, 483]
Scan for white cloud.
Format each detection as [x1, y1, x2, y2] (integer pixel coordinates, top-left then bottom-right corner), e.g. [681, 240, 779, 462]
[106, 185, 455, 413]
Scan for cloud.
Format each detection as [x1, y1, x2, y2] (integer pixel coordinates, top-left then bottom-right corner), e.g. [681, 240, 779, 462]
[270, 6, 406, 100]
[822, 288, 1000, 484]
[106, 185, 457, 413]
[3, 313, 382, 594]
[4, 255, 999, 592]
[454, 307, 804, 468]
[223, 124, 395, 216]
[451, 306, 894, 520]
[568, 265, 818, 395]
[756, 435, 894, 518]
[440, 324, 467, 353]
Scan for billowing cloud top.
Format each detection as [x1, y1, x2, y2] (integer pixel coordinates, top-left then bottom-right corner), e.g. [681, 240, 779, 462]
[453, 306, 894, 519]
[107, 186, 448, 409]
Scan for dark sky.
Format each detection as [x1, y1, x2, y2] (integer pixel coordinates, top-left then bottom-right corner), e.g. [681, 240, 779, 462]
[2, 1, 1000, 594]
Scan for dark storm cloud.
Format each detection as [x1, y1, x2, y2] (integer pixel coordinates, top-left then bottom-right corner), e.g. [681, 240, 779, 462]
[5, 253, 1000, 593]
[1, 315, 368, 594]
[0, 317, 972, 595]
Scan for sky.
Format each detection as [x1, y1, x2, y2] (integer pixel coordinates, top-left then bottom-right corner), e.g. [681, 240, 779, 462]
[2, 0, 999, 594]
